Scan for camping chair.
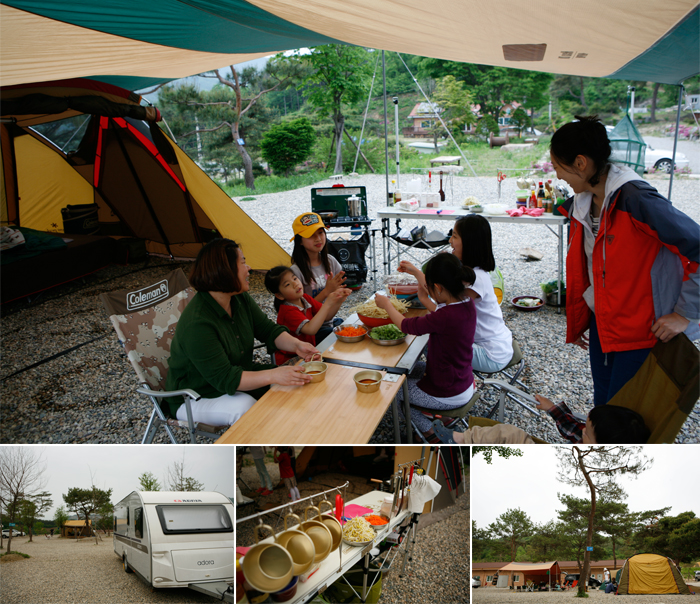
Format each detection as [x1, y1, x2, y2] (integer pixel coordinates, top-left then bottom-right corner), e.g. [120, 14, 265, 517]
[100, 268, 226, 444]
[410, 391, 481, 444]
[469, 333, 699, 443]
[473, 338, 538, 422]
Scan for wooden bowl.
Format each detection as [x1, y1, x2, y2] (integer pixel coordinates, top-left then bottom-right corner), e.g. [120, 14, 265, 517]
[353, 370, 383, 393]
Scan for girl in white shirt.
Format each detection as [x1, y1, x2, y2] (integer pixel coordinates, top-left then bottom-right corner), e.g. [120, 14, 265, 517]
[399, 215, 513, 372]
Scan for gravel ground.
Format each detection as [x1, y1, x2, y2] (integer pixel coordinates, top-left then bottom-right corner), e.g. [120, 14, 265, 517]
[472, 587, 698, 603]
[1, 171, 698, 444]
[0, 536, 221, 604]
[236, 451, 470, 604]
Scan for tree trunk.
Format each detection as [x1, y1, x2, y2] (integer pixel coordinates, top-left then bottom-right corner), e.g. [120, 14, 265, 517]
[333, 113, 345, 174]
[327, 133, 336, 168]
[650, 83, 660, 123]
[231, 123, 255, 191]
[579, 77, 587, 109]
[577, 447, 596, 597]
[343, 127, 375, 173]
[612, 537, 617, 571]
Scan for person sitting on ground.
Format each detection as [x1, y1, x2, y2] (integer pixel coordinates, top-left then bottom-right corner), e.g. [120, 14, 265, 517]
[432, 394, 650, 444]
[605, 578, 618, 594]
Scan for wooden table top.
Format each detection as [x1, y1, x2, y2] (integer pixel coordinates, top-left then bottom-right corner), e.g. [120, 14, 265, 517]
[215, 362, 404, 444]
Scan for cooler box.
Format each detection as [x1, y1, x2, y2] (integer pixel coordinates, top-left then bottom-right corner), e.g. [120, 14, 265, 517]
[61, 203, 99, 235]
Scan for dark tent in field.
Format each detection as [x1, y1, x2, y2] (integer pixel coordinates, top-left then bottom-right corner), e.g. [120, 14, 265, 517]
[0, 79, 289, 302]
[617, 553, 691, 595]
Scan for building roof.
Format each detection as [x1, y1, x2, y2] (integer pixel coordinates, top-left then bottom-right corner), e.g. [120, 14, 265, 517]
[473, 559, 624, 571]
[500, 562, 560, 573]
[63, 520, 91, 527]
[407, 102, 441, 118]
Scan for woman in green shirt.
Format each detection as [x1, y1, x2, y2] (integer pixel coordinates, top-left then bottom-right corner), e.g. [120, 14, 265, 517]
[166, 239, 317, 425]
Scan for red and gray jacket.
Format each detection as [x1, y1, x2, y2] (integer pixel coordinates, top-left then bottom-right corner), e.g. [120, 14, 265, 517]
[560, 179, 699, 353]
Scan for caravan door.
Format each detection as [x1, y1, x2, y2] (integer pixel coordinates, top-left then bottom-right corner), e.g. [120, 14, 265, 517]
[129, 499, 151, 583]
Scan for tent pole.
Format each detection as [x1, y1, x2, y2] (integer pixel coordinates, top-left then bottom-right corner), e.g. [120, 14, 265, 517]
[383, 51, 390, 206]
[394, 97, 400, 188]
[668, 84, 684, 202]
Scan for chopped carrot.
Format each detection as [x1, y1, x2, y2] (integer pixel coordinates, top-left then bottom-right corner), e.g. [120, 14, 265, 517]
[364, 515, 389, 525]
[337, 326, 367, 337]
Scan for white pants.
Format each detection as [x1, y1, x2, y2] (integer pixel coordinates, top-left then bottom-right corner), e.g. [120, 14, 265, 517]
[176, 392, 256, 426]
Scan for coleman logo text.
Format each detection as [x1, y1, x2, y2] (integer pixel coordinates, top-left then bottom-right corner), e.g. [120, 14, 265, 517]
[127, 280, 169, 310]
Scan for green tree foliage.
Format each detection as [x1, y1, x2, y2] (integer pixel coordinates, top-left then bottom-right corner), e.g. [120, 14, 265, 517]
[556, 446, 650, 597]
[63, 486, 113, 543]
[488, 508, 534, 561]
[53, 505, 70, 536]
[526, 520, 562, 562]
[633, 511, 700, 565]
[415, 60, 553, 125]
[17, 491, 52, 542]
[299, 45, 373, 174]
[138, 472, 161, 492]
[427, 75, 475, 150]
[261, 117, 316, 175]
[471, 447, 524, 464]
[556, 493, 607, 573]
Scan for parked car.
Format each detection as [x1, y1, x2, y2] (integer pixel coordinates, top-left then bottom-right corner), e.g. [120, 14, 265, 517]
[563, 573, 602, 588]
[472, 577, 481, 588]
[1, 529, 23, 537]
[644, 142, 689, 173]
[694, 570, 700, 581]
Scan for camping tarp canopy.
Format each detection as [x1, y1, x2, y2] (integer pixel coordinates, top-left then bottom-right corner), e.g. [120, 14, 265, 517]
[0, 78, 290, 267]
[499, 562, 562, 576]
[1, 1, 698, 90]
[618, 553, 691, 595]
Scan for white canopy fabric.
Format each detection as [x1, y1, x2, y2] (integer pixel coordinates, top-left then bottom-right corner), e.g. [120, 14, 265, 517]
[1, 0, 698, 90]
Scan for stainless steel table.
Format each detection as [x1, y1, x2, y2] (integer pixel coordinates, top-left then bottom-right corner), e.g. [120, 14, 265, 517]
[377, 206, 568, 310]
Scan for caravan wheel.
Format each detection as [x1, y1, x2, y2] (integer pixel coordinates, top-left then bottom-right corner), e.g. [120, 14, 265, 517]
[123, 556, 133, 573]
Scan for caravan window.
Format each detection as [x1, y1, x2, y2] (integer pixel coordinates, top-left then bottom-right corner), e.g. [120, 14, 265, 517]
[134, 507, 144, 539]
[155, 505, 233, 535]
[114, 505, 128, 536]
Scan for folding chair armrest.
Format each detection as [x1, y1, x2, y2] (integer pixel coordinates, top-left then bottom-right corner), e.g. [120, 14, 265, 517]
[482, 379, 540, 414]
[136, 387, 202, 402]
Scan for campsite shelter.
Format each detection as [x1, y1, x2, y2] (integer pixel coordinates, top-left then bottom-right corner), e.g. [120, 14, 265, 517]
[0, 79, 290, 301]
[496, 561, 562, 589]
[617, 553, 691, 595]
[473, 560, 622, 588]
[0, 2, 697, 90]
[61, 519, 91, 538]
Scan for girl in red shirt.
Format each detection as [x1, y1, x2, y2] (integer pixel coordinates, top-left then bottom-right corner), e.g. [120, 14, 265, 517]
[274, 446, 300, 501]
[265, 266, 350, 365]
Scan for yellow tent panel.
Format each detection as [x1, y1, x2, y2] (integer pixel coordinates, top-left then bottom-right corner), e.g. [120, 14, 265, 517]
[627, 554, 680, 594]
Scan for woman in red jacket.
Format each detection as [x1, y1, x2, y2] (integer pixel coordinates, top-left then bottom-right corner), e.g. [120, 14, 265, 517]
[550, 116, 699, 406]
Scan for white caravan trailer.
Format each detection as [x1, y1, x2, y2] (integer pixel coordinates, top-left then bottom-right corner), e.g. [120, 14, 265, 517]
[113, 491, 234, 602]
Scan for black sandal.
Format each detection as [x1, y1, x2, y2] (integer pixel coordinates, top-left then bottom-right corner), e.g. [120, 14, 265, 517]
[432, 420, 457, 444]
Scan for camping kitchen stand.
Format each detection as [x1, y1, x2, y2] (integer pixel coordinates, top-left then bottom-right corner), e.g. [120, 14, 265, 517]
[237, 471, 421, 604]
[377, 206, 568, 311]
[311, 186, 378, 288]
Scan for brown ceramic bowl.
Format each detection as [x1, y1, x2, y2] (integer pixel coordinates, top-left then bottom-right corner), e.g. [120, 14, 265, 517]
[353, 370, 383, 394]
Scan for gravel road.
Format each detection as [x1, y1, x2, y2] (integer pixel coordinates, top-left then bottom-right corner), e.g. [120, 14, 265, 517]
[472, 587, 698, 603]
[0, 536, 221, 604]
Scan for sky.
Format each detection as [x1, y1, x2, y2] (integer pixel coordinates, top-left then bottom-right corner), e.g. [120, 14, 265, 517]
[1, 445, 234, 519]
[472, 445, 700, 528]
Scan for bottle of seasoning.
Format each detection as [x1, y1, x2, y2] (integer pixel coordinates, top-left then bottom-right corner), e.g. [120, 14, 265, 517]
[438, 171, 445, 202]
[394, 187, 402, 205]
[530, 189, 537, 209]
[537, 181, 545, 209]
[389, 180, 395, 206]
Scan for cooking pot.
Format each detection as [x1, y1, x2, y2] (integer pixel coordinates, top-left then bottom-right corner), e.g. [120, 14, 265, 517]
[300, 505, 333, 564]
[318, 498, 343, 551]
[275, 513, 315, 576]
[242, 523, 294, 594]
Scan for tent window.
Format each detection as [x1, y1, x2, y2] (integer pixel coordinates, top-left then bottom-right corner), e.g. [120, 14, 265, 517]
[30, 115, 91, 154]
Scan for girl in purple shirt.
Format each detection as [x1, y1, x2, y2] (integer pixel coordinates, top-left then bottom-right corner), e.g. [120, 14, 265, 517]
[375, 253, 476, 442]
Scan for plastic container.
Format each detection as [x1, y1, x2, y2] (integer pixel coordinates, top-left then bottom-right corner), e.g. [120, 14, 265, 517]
[61, 203, 99, 235]
[380, 495, 393, 517]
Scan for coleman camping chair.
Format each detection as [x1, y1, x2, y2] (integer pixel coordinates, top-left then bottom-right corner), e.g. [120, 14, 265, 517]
[100, 268, 226, 444]
[469, 333, 699, 444]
